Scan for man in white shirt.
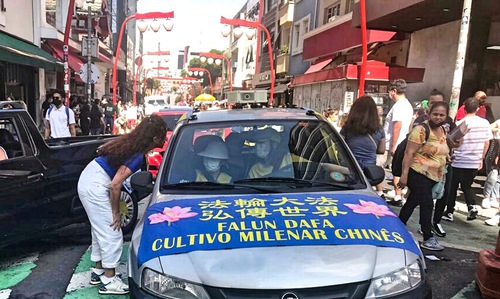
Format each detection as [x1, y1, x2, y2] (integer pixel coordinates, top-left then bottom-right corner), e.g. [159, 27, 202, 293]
[442, 98, 492, 221]
[380, 79, 414, 205]
[44, 90, 76, 139]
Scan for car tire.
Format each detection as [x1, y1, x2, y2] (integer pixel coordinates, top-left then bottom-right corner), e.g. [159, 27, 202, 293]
[120, 188, 139, 235]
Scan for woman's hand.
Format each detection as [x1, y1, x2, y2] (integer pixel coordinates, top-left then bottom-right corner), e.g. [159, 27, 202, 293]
[397, 174, 408, 189]
[111, 211, 122, 231]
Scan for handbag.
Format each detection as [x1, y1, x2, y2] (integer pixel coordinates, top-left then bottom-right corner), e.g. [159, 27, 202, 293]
[432, 167, 447, 199]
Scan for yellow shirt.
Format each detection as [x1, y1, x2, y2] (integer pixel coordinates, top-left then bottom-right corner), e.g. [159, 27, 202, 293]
[408, 124, 449, 182]
[248, 154, 292, 178]
[195, 169, 232, 183]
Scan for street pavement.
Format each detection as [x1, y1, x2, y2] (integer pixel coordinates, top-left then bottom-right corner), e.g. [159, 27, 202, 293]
[0, 177, 498, 299]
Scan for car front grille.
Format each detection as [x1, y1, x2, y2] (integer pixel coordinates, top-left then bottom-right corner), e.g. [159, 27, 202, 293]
[204, 281, 370, 299]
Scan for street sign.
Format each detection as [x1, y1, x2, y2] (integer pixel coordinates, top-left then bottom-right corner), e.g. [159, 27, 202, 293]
[82, 37, 99, 58]
[78, 63, 100, 84]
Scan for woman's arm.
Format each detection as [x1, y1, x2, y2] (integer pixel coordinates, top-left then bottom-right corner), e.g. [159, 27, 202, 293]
[109, 165, 133, 230]
[398, 141, 420, 189]
[377, 137, 386, 154]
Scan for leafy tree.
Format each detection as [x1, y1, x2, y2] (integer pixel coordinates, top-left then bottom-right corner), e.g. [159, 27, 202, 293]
[188, 49, 226, 95]
[146, 78, 161, 94]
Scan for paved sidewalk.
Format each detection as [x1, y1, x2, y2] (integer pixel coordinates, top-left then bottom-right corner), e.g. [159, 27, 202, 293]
[381, 171, 499, 220]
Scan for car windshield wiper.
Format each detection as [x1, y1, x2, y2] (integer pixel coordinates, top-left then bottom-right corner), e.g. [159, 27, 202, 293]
[163, 181, 235, 189]
[234, 177, 355, 190]
[163, 181, 279, 193]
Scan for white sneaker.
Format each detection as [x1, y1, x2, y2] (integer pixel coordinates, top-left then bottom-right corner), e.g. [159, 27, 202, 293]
[482, 198, 491, 209]
[490, 199, 499, 209]
[485, 213, 500, 226]
[98, 276, 129, 295]
[385, 190, 396, 199]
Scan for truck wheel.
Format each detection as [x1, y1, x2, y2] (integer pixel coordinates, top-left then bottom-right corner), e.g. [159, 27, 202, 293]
[119, 188, 138, 235]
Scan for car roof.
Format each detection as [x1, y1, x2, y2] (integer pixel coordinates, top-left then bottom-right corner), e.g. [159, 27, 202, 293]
[187, 107, 318, 124]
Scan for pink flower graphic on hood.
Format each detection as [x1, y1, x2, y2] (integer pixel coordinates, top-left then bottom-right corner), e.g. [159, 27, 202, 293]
[344, 200, 397, 218]
[148, 206, 198, 225]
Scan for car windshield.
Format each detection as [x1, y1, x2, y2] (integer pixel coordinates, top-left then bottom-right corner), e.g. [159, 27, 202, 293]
[160, 119, 365, 193]
[148, 99, 165, 106]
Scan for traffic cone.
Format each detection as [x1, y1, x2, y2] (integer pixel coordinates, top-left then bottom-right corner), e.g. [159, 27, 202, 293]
[476, 230, 500, 298]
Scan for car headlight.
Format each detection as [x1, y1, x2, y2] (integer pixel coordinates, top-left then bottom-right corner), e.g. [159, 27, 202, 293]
[365, 260, 422, 298]
[142, 268, 210, 299]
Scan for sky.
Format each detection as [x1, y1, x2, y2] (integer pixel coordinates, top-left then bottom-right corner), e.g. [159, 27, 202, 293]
[137, 0, 248, 56]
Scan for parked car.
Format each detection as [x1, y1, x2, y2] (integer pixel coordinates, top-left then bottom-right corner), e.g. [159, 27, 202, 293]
[128, 103, 431, 298]
[147, 107, 193, 176]
[144, 96, 168, 116]
[0, 106, 142, 248]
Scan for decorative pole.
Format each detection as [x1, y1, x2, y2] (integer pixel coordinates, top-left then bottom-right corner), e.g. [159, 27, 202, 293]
[448, 0, 473, 119]
[63, 0, 76, 105]
[359, 0, 367, 96]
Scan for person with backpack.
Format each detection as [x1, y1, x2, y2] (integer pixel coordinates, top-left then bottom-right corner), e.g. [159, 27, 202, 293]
[397, 102, 450, 251]
[44, 90, 76, 139]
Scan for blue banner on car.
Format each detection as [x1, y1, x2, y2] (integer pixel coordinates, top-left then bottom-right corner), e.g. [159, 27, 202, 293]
[137, 194, 420, 266]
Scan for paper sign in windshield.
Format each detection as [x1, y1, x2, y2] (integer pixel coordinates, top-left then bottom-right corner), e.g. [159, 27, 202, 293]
[137, 194, 420, 266]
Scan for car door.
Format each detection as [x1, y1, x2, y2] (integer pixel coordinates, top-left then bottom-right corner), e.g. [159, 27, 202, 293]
[0, 116, 47, 247]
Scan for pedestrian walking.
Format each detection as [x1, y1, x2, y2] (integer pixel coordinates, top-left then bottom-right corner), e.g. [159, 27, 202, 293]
[90, 99, 105, 135]
[381, 79, 414, 206]
[455, 91, 494, 123]
[102, 98, 117, 134]
[397, 102, 450, 251]
[442, 98, 493, 222]
[77, 114, 167, 295]
[44, 90, 76, 139]
[340, 96, 385, 195]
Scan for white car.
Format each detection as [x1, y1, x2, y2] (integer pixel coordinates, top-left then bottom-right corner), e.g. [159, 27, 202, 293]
[145, 96, 168, 116]
[128, 107, 431, 299]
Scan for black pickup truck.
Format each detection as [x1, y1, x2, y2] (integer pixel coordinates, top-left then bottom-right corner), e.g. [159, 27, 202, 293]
[0, 103, 140, 248]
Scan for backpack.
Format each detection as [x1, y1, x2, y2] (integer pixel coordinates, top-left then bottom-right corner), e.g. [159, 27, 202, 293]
[48, 106, 70, 127]
[391, 123, 430, 177]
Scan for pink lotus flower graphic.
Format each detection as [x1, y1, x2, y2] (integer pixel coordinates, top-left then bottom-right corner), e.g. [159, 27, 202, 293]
[148, 206, 198, 225]
[344, 200, 397, 218]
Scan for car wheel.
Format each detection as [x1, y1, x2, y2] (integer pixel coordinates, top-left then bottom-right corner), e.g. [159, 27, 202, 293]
[119, 188, 138, 235]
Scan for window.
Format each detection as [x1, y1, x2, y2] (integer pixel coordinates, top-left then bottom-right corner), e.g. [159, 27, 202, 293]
[324, 2, 341, 24]
[0, 118, 24, 159]
[345, 0, 355, 14]
[292, 15, 310, 55]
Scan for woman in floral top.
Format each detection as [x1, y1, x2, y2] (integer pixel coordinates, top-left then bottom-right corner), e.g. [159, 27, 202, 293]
[397, 101, 450, 251]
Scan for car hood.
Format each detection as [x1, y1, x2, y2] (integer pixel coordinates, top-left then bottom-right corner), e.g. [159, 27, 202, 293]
[155, 245, 407, 289]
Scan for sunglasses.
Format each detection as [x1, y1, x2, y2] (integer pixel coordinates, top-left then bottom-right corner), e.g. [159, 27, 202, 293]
[53, 96, 61, 100]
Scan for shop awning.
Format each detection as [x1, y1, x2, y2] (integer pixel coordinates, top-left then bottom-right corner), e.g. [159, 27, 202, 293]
[47, 42, 84, 83]
[302, 18, 396, 62]
[273, 84, 289, 93]
[292, 61, 425, 86]
[0, 31, 63, 71]
[304, 59, 333, 74]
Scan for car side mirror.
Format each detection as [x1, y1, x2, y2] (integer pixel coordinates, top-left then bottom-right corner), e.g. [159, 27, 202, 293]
[363, 165, 385, 186]
[131, 171, 154, 197]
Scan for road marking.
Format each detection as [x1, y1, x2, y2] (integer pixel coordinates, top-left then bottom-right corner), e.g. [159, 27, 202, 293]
[64, 243, 129, 298]
[0, 254, 39, 297]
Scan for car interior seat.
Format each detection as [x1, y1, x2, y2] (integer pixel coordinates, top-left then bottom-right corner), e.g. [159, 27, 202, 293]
[0, 128, 22, 158]
[224, 132, 246, 181]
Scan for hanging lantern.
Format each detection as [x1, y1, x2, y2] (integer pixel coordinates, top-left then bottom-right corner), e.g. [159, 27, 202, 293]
[163, 19, 174, 31]
[246, 28, 255, 40]
[194, 71, 199, 76]
[164, 56, 170, 62]
[150, 19, 161, 32]
[188, 71, 193, 76]
[198, 71, 204, 76]
[200, 56, 207, 63]
[233, 26, 243, 38]
[215, 59, 222, 66]
[207, 57, 214, 64]
[221, 25, 231, 37]
[137, 20, 148, 33]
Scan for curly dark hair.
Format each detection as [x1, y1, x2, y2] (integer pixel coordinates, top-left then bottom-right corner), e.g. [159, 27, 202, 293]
[98, 114, 167, 168]
[343, 96, 381, 135]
